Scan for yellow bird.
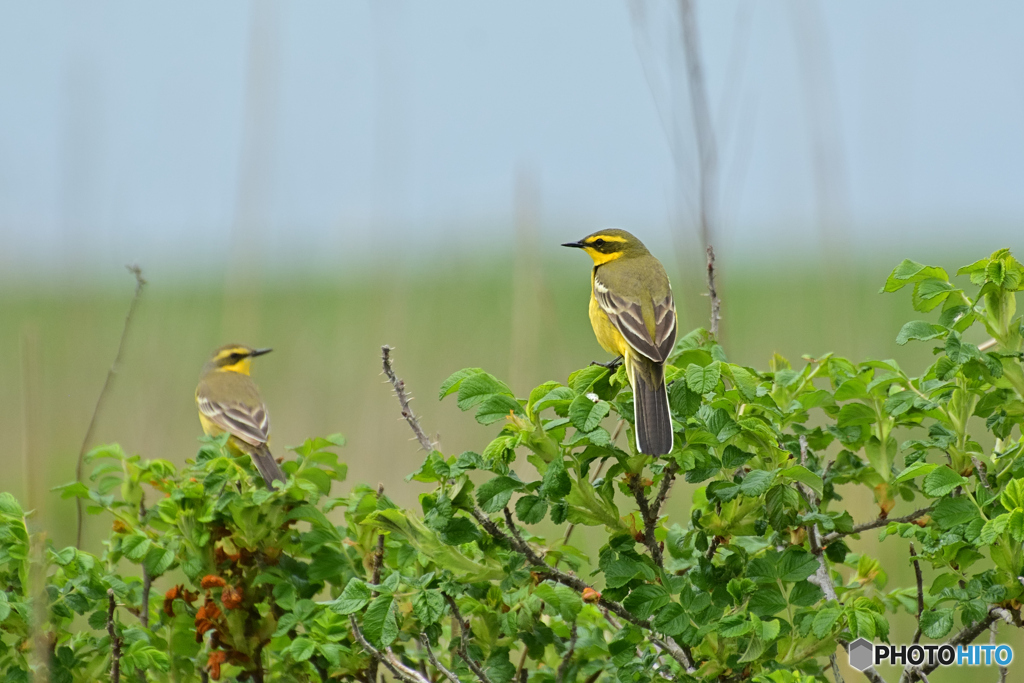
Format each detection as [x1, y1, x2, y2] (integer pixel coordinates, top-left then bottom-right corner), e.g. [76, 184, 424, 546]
[563, 229, 678, 455]
[195, 344, 286, 487]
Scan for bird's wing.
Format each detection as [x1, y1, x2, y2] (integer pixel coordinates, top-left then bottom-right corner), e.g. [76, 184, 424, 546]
[594, 271, 676, 363]
[197, 380, 270, 447]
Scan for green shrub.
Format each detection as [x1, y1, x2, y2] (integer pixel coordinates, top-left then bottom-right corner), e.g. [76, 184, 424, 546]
[2, 249, 1023, 682]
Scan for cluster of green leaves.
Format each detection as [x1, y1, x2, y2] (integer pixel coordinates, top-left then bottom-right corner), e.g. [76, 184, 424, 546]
[2, 249, 1023, 683]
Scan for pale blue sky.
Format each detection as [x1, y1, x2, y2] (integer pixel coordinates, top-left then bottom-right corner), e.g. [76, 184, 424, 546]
[0, 1, 1022, 279]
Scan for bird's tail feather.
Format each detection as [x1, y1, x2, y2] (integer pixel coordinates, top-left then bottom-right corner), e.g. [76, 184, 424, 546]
[627, 355, 673, 456]
[250, 443, 286, 488]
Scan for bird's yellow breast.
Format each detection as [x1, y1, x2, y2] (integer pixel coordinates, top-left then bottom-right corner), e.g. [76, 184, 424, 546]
[589, 278, 628, 358]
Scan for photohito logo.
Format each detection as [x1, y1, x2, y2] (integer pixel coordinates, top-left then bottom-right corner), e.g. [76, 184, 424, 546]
[848, 638, 1013, 671]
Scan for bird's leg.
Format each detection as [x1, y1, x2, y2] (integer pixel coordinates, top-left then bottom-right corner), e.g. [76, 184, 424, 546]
[590, 356, 624, 370]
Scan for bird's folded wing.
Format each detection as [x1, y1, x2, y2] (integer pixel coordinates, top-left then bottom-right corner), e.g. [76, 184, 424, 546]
[197, 395, 270, 447]
[594, 276, 677, 362]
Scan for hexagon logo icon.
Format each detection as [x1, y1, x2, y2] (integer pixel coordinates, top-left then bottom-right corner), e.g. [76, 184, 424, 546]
[849, 638, 874, 672]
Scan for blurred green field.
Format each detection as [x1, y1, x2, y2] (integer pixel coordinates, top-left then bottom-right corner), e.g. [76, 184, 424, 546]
[1, 252, 1013, 680]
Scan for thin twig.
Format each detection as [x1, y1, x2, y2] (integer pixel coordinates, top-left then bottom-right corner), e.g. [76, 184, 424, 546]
[556, 622, 578, 683]
[651, 460, 680, 519]
[139, 498, 150, 631]
[992, 621, 1008, 683]
[108, 589, 122, 683]
[903, 607, 1013, 679]
[366, 484, 386, 683]
[910, 543, 924, 644]
[627, 475, 663, 567]
[705, 245, 721, 338]
[971, 455, 992, 491]
[76, 265, 146, 548]
[419, 635, 460, 683]
[821, 507, 932, 545]
[829, 652, 845, 683]
[381, 345, 436, 452]
[349, 615, 429, 683]
[444, 594, 493, 683]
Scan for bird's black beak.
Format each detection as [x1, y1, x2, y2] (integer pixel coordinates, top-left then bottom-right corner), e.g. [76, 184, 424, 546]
[250, 347, 273, 357]
[561, 240, 585, 249]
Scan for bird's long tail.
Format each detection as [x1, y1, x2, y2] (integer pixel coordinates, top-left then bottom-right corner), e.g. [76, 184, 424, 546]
[626, 352, 673, 455]
[249, 443, 287, 488]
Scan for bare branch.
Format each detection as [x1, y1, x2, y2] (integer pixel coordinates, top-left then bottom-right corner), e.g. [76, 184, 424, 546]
[910, 543, 924, 644]
[971, 455, 992, 491]
[705, 245, 721, 337]
[108, 589, 122, 683]
[367, 483, 386, 683]
[76, 265, 146, 548]
[381, 345, 436, 452]
[627, 475, 663, 567]
[652, 460, 680, 519]
[821, 507, 932, 545]
[444, 594, 493, 683]
[903, 607, 1014, 679]
[556, 622, 578, 683]
[419, 635, 460, 683]
[349, 615, 429, 683]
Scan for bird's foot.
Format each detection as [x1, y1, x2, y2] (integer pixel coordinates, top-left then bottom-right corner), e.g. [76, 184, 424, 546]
[590, 357, 624, 370]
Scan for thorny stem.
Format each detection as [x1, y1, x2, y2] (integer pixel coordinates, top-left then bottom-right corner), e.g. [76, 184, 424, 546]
[367, 484, 386, 683]
[556, 622, 578, 683]
[382, 345, 436, 452]
[910, 544, 924, 644]
[444, 594, 493, 683]
[820, 507, 932, 545]
[627, 475, 663, 567]
[419, 635, 460, 683]
[349, 615, 429, 683]
[76, 265, 146, 548]
[108, 589, 122, 683]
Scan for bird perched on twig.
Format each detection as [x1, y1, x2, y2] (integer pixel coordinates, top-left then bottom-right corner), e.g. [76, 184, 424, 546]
[196, 344, 286, 487]
[562, 229, 678, 455]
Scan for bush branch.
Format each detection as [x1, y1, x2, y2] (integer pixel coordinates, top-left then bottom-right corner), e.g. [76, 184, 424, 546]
[381, 345, 436, 452]
[821, 507, 932, 545]
[349, 615, 429, 683]
[76, 265, 146, 548]
[556, 622, 577, 683]
[419, 634, 460, 683]
[902, 607, 1014, 680]
[444, 594, 493, 683]
[107, 589, 122, 683]
[910, 543, 924, 644]
[627, 475, 663, 567]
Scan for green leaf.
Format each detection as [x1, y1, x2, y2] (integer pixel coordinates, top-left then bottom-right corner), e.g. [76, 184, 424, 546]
[686, 362, 721, 394]
[330, 579, 372, 615]
[779, 465, 823, 499]
[569, 394, 611, 432]
[439, 368, 484, 399]
[456, 373, 514, 411]
[896, 321, 947, 345]
[893, 462, 939, 485]
[515, 495, 548, 524]
[475, 394, 524, 425]
[882, 260, 948, 293]
[540, 459, 571, 499]
[476, 476, 523, 513]
[922, 466, 966, 497]
[603, 558, 644, 589]
[652, 603, 687, 636]
[668, 380, 702, 418]
[413, 590, 445, 626]
[362, 596, 399, 647]
[143, 546, 175, 577]
[623, 584, 670, 620]
[920, 608, 954, 639]
[837, 403, 876, 428]
[811, 607, 842, 638]
[1001, 479, 1024, 511]
[738, 470, 774, 498]
[121, 534, 151, 562]
[864, 437, 897, 481]
[748, 585, 787, 616]
[778, 548, 819, 582]
[289, 637, 316, 662]
[932, 496, 979, 529]
[725, 365, 759, 400]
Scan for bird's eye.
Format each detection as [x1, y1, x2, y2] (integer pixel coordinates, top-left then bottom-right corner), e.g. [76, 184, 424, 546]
[593, 238, 606, 247]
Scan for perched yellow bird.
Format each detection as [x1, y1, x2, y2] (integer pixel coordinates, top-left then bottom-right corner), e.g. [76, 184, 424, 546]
[563, 229, 678, 455]
[195, 344, 286, 487]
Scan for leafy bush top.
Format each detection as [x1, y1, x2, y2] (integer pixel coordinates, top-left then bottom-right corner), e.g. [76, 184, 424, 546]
[2, 249, 1024, 683]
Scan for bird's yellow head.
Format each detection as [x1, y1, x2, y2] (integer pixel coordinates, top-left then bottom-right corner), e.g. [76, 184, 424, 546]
[561, 228, 651, 266]
[202, 344, 272, 376]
